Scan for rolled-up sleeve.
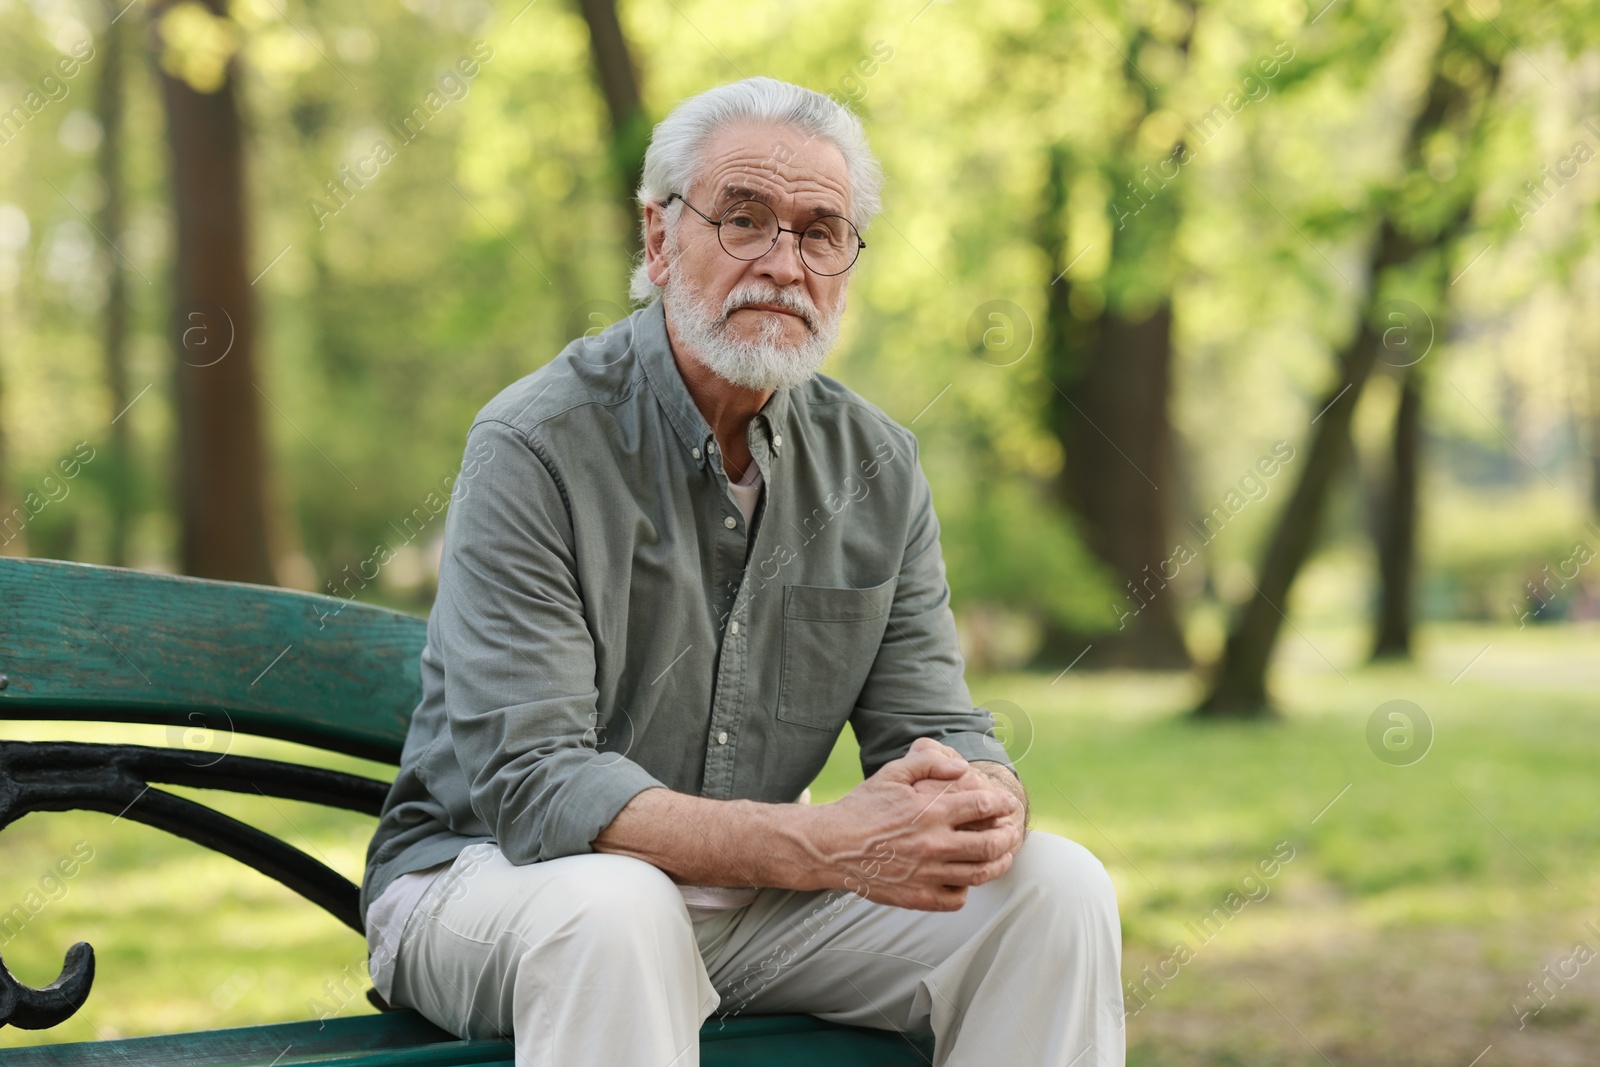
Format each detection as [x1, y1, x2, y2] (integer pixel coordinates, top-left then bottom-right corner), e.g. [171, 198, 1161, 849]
[850, 437, 1015, 779]
[436, 419, 665, 864]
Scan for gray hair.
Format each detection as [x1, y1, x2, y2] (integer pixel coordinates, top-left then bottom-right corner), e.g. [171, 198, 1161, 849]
[627, 76, 884, 305]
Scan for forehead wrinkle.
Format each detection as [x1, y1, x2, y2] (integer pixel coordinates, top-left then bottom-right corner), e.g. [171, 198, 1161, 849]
[692, 134, 851, 217]
[714, 184, 843, 220]
[702, 152, 847, 198]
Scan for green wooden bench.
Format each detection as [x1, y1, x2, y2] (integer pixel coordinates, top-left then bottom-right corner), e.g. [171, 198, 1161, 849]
[0, 557, 936, 1065]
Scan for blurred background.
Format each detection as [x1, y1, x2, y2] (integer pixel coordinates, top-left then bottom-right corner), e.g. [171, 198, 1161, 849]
[1, 0, 1597, 1063]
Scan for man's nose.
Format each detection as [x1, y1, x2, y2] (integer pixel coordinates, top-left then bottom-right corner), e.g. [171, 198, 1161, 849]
[752, 232, 807, 287]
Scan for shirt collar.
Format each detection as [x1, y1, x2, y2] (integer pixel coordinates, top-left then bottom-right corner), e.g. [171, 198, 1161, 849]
[634, 297, 792, 471]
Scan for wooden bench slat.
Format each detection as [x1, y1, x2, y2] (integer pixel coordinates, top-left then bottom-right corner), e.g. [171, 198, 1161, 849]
[700, 1019, 937, 1066]
[0, 1011, 936, 1066]
[0, 558, 425, 763]
[0, 1013, 460, 1066]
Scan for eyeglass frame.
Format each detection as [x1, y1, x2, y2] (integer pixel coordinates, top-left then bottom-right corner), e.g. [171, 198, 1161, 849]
[662, 192, 866, 277]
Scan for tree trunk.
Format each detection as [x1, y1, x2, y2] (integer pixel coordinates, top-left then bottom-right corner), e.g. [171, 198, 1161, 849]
[1370, 365, 1421, 659]
[1588, 346, 1600, 516]
[1196, 28, 1496, 717]
[1035, 142, 1191, 670]
[98, 0, 133, 566]
[574, 0, 648, 259]
[156, 0, 276, 583]
[1591, 422, 1600, 517]
[0, 368, 17, 557]
[1195, 254, 1392, 717]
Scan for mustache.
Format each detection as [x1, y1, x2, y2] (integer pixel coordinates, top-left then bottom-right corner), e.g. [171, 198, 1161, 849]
[719, 285, 819, 332]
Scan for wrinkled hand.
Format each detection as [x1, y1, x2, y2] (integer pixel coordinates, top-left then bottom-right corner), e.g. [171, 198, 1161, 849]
[908, 739, 1024, 837]
[807, 737, 1022, 912]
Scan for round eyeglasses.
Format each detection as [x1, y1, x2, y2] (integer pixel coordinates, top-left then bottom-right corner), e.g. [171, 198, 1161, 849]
[665, 193, 865, 276]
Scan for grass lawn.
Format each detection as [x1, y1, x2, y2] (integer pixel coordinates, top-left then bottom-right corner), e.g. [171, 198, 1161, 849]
[1, 620, 1595, 1065]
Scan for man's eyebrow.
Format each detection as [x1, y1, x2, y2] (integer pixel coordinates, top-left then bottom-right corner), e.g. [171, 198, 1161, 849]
[716, 184, 844, 218]
[718, 184, 769, 206]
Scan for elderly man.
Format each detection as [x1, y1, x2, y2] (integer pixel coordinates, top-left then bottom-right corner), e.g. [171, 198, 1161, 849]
[360, 76, 1124, 1066]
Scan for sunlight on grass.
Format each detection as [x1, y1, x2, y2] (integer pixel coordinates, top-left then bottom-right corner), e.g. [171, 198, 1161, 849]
[1, 621, 1594, 1064]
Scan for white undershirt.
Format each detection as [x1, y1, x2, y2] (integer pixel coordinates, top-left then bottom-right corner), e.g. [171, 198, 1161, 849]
[725, 453, 763, 526]
[367, 456, 791, 998]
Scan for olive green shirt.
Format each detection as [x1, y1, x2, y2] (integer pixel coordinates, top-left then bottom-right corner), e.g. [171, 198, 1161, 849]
[359, 297, 1012, 923]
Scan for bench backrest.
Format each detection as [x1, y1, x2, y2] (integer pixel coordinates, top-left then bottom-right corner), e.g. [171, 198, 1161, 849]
[0, 557, 426, 763]
[0, 557, 428, 1029]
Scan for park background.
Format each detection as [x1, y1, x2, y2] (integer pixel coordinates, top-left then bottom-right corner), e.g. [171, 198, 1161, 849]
[2, 0, 1598, 1062]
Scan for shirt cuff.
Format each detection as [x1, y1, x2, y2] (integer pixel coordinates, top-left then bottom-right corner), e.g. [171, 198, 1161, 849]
[543, 754, 668, 859]
[938, 729, 1017, 774]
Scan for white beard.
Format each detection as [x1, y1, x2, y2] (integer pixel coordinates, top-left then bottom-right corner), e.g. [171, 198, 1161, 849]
[662, 269, 842, 392]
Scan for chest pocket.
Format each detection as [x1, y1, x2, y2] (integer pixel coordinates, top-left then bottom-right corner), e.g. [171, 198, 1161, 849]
[776, 577, 898, 731]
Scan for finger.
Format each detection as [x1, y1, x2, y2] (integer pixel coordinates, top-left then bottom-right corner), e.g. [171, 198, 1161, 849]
[929, 835, 1019, 876]
[904, 885, 970, 912]
[930, 852, 1015, 887]
[931, 787, 1019, 828]
[953, 792, 1026, 829]
[909, 737, 964, 763]
[911, 769, 991, 795]
[923, 824, 1018, 866]
[848, 874, 964, 910]
[913, 736, 969, 769]
[900, 855, 1013, 893]
[880, 745, 970, 785]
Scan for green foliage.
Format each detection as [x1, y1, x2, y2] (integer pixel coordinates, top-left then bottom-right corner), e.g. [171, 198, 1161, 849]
[0, 0, 1595, 628]
[942, 466, 1118, 632]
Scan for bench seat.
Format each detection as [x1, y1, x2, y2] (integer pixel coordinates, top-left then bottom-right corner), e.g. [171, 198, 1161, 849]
[0, 1010, 937, 1066]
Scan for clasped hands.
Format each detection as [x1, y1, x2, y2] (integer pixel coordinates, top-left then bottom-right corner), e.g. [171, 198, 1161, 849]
[809, 736, 1025, 912]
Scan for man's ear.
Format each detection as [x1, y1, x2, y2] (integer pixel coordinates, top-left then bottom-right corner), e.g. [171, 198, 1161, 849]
[644, 201, 672, 288]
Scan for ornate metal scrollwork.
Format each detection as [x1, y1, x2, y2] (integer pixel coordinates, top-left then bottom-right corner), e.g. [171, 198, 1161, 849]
[0, 941, 94, 1030]
[0, 737, 390, 1029]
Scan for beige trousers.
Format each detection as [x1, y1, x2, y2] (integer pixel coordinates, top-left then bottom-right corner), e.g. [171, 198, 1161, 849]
[387, 832, 1125, 1067]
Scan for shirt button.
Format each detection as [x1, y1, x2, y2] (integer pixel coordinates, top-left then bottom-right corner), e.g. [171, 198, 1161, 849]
[691, 447, 701, 459]
[707, 441, 717, 454]
[729, 620, 739, 634]
[773, 434, 783, 448]
[716, 731, 729, 745]
[723, 516, 737, 529]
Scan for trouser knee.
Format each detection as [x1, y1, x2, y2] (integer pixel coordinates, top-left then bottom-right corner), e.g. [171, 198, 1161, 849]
[1008, 832, 1120, 924]
[532, 853, 694, 962]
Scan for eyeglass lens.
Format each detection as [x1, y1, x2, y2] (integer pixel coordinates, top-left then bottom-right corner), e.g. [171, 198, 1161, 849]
[717, 200, 860, 275]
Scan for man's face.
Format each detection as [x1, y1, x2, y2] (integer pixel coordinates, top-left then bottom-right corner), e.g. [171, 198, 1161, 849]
[645, 121, 856, 391]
